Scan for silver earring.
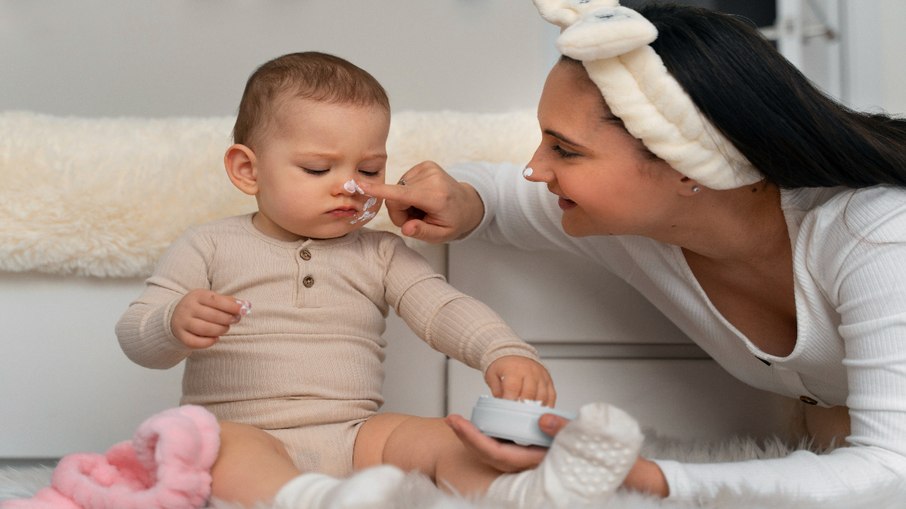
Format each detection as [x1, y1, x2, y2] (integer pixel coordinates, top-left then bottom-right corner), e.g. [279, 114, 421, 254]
[691, 185, 701, 193]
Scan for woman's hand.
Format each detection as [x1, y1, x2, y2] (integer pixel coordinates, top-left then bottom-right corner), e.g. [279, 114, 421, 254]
[445, 414, 547, 472]
[448, 409, 669, 497]
[623, 457, 670, 497]
[359, 161, 484, 243]
[444, 412, 571, 472]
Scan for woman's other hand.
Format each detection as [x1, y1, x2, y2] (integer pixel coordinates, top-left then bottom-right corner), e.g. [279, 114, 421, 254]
[359, 161, 484, 243]
[444, 412, 570, 472]
[448, 412, 668, 496]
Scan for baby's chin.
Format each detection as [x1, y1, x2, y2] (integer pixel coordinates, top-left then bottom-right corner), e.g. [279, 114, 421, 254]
[304, 222, 372, 241]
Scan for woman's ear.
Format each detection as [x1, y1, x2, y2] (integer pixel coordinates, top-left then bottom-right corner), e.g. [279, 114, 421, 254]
[678, 176, 703, 197]
[224, 144, 258, 196]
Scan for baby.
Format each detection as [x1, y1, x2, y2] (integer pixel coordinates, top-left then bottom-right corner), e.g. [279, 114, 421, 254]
[116, 51, 639, 509]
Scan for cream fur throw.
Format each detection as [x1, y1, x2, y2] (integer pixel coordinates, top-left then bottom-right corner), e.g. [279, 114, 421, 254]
[0, 110, 538, 278]
[2, 435, 904, 508]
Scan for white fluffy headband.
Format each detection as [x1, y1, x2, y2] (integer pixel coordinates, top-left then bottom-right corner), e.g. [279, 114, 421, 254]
[533, 0, 763, 190]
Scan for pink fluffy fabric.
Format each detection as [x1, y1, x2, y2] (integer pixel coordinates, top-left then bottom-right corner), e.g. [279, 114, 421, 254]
[1, 405, 220, 509]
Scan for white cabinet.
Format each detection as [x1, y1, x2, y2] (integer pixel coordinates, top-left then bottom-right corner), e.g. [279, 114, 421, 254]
[0, 273, 182, 457]
[448, 240, 792, 441]
[449, 240, 689, 347]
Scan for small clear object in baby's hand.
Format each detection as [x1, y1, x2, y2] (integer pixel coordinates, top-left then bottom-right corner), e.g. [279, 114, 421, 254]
[235, 299, 252, 317]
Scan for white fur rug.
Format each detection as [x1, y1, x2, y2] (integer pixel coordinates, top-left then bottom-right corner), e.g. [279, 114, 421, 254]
[3, 435, 903, 508]
[0, 110, 538, 278]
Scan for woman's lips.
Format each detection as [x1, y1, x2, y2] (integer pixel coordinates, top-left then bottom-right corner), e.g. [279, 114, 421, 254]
[557, 197, 577, 211]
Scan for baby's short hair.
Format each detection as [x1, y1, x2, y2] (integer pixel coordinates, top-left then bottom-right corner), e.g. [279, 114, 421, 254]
[233, 51, 390, 148]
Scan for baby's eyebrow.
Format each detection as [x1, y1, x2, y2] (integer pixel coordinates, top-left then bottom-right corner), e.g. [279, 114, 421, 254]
[291, 150, 337, 159]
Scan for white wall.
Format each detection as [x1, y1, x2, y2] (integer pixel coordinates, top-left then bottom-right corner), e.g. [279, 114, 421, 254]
[0, 1, 559, 117]
[877, 3, 906, 114]
[840, 0, 906, 113]
[2, 1, 902, 121]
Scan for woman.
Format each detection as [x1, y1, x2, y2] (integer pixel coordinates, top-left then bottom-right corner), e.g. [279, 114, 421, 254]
[361, 0, 906, 503]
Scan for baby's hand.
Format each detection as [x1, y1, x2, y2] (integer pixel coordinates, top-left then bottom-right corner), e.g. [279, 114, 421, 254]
[170, 289, 250, 349]
[485, 356, 556, 407]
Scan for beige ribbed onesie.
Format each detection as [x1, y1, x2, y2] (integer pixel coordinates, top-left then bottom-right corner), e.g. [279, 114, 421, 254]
[116, 214, 538, 476]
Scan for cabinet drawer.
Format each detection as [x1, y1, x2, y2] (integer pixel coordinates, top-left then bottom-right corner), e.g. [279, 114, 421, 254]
[0, 274, 184, 457]
[448, 358, 791, 441]
[449, 240, 689, 345]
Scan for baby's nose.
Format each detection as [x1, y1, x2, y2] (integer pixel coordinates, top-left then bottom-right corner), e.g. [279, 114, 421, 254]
[343, 179, 364, 195]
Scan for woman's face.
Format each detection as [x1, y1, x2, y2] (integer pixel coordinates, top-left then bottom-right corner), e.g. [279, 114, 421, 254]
[525, 60, 683, 238]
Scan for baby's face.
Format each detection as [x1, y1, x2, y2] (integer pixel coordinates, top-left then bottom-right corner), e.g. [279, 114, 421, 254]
[250, 97, 389, 241]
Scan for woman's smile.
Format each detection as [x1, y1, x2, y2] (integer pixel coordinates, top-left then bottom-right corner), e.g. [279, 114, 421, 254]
[557, 196, 577, 211]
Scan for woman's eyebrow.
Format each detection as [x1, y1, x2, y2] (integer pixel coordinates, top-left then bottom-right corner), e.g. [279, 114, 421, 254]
[544, 129, 588, 150]
[601, 112, 625, 126]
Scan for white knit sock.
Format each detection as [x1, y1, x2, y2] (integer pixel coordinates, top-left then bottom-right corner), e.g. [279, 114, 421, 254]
[484, 402, 643, 509]
[274, 465, 406, 509]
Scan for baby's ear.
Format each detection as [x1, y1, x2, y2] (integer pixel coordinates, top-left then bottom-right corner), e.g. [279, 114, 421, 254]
[224, 144, 258, 195]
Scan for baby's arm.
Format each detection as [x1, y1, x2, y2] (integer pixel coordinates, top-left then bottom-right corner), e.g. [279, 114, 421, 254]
[485, 355, 556, 406]
[393, 275, 554, 403]
[381, 235, 555, 404]
[116, 228, 238, 368]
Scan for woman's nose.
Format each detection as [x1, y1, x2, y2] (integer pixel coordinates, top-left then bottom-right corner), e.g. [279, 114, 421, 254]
[524, 151, 551, 183]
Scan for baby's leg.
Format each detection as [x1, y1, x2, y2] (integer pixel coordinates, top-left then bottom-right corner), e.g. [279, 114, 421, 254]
[211, 421, 301, 507]
[354, 413, 499, 493]
[361, 404, 643, 508]
[274, 403, 642, 508]
[271, 414, 479, 509]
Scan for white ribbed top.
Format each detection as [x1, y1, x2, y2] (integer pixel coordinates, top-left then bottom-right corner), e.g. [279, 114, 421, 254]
[453, 161, 906, 503]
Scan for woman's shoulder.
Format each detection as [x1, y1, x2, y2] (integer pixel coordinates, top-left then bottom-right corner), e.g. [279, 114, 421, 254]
[788, 187, 906, 297]
[786, 186, 906, 242]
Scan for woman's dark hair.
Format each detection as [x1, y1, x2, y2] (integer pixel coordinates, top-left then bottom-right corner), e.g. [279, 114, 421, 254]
[639, 3, 906, 188]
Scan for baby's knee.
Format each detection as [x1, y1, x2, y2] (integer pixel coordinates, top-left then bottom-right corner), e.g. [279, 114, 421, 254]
[219, 420, 291, 459]
[356, 414, 460, 474]
[212, 421, 299, 505]
[354, 413, 414, 469]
